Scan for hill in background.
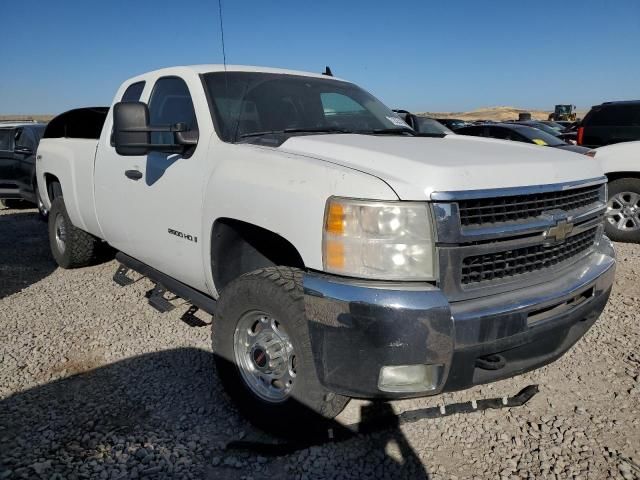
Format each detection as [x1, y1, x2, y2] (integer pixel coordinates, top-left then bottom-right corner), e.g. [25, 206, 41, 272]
[419, 106, 587, 122]
[0, 114, 54, 123]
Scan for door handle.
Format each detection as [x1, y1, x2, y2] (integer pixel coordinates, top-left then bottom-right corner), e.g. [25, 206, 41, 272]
[125, 169, 143, 181]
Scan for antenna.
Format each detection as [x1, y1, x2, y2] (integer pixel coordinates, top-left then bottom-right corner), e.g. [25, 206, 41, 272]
[217, 0, 227, 71]
[323, 66, 333, 77]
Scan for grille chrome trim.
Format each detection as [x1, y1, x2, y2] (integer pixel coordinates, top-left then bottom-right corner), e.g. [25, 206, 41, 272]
[430, 176, 607, 201]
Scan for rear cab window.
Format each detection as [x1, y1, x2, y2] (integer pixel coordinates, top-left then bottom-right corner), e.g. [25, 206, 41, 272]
[121, 81, 146, 102]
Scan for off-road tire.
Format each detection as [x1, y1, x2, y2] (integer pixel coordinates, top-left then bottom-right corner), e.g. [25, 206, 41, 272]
[605, 178, 640, 243]
[48, 197, 99, 268]
[212, 266, 349, 437]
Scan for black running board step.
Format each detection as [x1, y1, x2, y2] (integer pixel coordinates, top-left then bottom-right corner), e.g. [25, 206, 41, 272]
[113, 265, 135, 286]
[180, 305, 210, 327]
[116, 252, 217, 315]
[226, 385, 539, 456]
[147, 284, 176, 313]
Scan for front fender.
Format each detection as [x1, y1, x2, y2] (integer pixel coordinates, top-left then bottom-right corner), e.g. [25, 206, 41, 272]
[201, 143, 398, 297]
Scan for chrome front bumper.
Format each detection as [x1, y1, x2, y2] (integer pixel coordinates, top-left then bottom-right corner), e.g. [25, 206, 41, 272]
[303, 237, 616, 399]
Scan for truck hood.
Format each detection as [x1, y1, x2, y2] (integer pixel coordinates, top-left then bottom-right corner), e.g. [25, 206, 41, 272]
[278, 134, 604, 200]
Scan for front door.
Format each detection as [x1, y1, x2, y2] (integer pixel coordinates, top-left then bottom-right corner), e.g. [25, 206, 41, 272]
[95, 75, 211, 291]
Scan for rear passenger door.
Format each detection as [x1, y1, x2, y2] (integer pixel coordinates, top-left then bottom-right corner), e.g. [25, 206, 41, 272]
[94, 81, 148, 252]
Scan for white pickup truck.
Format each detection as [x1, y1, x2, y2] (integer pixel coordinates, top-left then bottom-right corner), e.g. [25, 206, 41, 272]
[36, 65, 615, 434]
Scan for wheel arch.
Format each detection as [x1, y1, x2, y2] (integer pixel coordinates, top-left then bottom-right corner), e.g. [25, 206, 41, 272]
[605, 171, 640, 182]
[210, 218, 306, 294]
[43, 173, 63, 202]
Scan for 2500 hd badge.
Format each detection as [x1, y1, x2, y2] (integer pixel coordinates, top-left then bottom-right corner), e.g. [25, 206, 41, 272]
[168, 228, 197, 243]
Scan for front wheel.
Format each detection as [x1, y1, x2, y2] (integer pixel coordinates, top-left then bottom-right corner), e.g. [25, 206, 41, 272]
[212, 267, 349, 437]
[605, 178, 640, 243]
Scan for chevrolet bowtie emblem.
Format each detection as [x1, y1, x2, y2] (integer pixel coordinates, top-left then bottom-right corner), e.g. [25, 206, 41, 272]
[546, 219, 574, 243]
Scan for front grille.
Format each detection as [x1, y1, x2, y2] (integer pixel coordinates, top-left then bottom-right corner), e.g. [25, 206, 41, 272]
[458, 185, 601, 227]
[461, 227, 598, 285]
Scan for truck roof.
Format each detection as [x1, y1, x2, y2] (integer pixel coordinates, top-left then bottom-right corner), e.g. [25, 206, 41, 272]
[125, 64, 345, 83]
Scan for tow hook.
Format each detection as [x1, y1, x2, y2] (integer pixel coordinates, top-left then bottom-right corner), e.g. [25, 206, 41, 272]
[475, 353, 507, 370]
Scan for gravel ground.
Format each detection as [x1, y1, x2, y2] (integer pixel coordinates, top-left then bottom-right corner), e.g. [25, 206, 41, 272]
[0, 206, 639, 480]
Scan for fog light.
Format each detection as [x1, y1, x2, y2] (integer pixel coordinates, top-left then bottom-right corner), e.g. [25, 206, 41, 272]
[378, 364, 442, 393]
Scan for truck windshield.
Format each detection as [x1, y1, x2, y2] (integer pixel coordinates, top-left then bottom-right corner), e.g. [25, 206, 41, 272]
[202, 72, 412, 142]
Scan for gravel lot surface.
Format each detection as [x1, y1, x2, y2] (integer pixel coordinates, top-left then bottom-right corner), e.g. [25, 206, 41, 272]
[0, 206, 639, 479]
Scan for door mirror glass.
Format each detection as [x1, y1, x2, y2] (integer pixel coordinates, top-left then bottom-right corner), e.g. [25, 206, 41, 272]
[113, 102, 151, 156]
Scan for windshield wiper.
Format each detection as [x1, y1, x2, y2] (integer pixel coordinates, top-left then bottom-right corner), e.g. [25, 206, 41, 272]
[240, 127, 354, 139]
[415, 132, 447, 138]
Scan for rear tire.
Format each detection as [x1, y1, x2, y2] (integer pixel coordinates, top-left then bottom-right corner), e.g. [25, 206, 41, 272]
[48, 197, 99, 268]
[605, 178, 640, 243]
[212, 266, 349, 437]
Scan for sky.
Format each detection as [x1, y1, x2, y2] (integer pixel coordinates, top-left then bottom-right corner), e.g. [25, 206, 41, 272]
[1, 0, 639, 115]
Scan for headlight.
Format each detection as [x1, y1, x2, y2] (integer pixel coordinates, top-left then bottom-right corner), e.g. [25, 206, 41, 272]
[585, 150, 597, 157]
[322, 197, 437, 280]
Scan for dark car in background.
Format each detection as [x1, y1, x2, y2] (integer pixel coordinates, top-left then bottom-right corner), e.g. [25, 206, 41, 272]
[434, 118, 469, 130]
[516, 120, 577, 143]
[0, 122, 47, 213]
[578, 100, 640, 148]
[456, 123, 590, 154]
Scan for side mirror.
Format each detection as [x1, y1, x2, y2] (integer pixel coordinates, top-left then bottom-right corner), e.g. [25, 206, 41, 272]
[113, 102, 151, 156]
[112, 102, 199, 156]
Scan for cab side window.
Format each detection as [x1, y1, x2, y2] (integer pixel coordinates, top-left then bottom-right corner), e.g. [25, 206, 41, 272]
[148, 77, 198, 145]
[121, 81, 146, 102]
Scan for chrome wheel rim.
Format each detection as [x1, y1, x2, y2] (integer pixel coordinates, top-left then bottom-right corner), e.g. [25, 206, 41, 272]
[54, 213, 67, 254]
[233, 310, 296, 403]
[606, 191, 640, 232]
